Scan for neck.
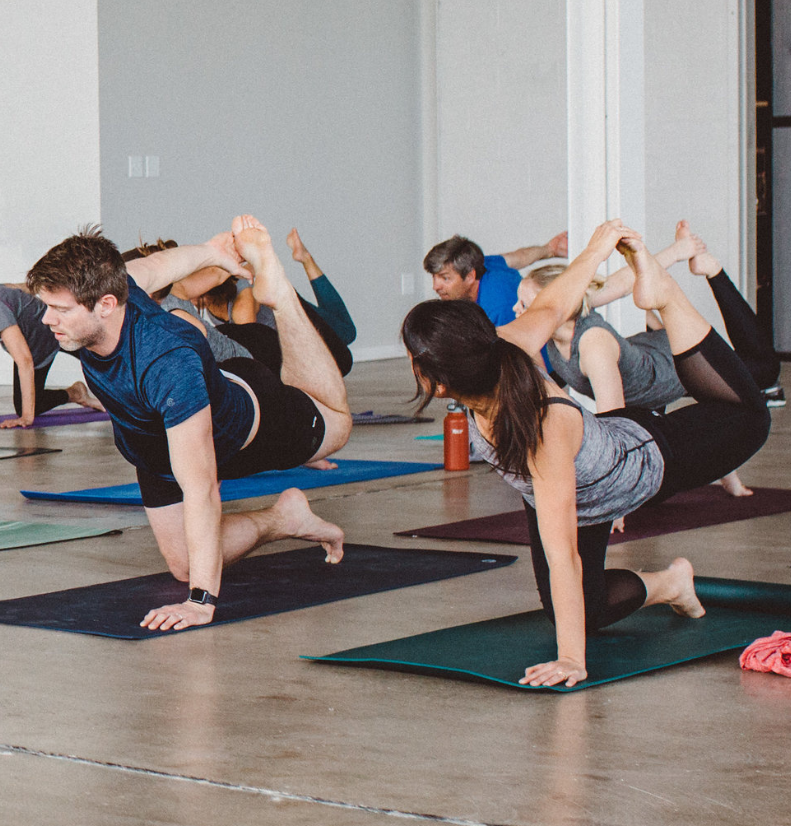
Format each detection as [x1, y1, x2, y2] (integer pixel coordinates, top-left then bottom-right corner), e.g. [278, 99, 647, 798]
[88, 304, 126, 357]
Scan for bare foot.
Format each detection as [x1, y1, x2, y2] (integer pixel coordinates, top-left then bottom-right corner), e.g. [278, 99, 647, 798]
[271, 487, 344, 563]
[303, 458, 339, 471]
[618, 236, 676, 311]
[667, 558, 706, 618]
[287, 228, 309, 264]
[673, 220, 707, 264]
[718, 471, 754, 497]
[231, 214, 293, 309]
[67, 381, 105, 411]
[677, 220, 722, 278]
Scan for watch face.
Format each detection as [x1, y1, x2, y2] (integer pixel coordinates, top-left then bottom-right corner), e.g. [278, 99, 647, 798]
[189, 588, 216, 605]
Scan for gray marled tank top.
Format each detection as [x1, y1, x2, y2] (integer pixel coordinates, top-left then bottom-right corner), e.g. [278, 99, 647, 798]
[468, 397, 665, 525]
[546, 310, 685, 409]
[160, 295, 253, 362]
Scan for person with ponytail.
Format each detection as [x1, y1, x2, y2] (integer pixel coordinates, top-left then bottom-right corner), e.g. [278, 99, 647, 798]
[402, 220, 770, 688]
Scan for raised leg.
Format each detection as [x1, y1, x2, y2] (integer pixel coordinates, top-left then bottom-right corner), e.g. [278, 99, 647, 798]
[232, 215, 351, 460]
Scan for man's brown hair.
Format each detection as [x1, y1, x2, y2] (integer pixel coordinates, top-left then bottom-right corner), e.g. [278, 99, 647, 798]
[27, 225, 129, 308]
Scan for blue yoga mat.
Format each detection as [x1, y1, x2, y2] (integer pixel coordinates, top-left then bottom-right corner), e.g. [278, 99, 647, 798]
[20, 459, 443, 506]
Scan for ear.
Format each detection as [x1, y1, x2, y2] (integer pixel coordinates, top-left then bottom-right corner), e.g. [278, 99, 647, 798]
[94, 294, 119, 317]
[462, 270, 477, 283]
[434, 383, 449, 398]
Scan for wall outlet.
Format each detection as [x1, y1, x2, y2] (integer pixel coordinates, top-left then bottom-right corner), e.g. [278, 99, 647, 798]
[127, 155, 143, 177]
[401, 272, 414, 295]
[145, 155, 160, 177]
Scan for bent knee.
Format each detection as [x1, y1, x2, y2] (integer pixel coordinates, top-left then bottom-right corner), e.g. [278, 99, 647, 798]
[165, 559, 190, 582]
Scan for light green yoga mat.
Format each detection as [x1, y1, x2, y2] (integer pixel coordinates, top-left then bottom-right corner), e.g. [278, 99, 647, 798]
[0, 521, 120, 551]
[304, 577, 791, 692]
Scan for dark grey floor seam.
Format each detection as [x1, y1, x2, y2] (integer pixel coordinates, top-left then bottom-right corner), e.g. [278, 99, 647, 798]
[1, 742, 507, 826]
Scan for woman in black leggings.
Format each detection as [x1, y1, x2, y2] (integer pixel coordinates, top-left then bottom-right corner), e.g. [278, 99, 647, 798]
[402, 222, 770, 688]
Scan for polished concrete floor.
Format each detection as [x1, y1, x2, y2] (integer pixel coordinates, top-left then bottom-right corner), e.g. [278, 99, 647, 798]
[0, 359, 788, 826]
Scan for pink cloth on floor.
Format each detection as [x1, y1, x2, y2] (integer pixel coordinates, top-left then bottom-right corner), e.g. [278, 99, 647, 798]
[739, 631, 791, 677]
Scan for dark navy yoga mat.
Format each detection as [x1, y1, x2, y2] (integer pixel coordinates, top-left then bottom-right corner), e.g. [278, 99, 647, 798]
[21, 459, 443, 505]
[0, 544, 516, 639]
[305, 577, 791, 692]
[396, 486, 791, 546]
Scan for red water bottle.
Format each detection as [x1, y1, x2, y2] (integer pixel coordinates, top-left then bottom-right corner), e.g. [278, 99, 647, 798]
[444, 402, 469, 471]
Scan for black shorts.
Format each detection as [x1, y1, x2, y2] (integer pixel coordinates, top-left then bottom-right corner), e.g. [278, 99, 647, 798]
[137, 357, 326, 508]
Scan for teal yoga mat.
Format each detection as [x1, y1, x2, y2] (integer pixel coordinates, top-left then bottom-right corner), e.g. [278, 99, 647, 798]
[20, 459, 443, 506]
[304, 577, 791, 692]
[0, 521, 120, 550]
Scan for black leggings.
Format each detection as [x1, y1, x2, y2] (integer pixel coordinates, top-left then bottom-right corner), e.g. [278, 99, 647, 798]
[217, 297, 353, 377]
[13, 362, 69, 417]
[707, 269, 780, 390]
[526, 327, 771, 633]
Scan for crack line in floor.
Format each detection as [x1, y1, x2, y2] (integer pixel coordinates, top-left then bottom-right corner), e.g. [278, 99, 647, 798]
[2, 742, 507, 826]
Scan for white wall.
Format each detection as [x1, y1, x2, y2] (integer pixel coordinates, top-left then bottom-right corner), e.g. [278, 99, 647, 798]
[643, 0, 747, 337]
[434, 0, 568, 273]
[0, 0, 100, 385]
[97, 0, 424, 362]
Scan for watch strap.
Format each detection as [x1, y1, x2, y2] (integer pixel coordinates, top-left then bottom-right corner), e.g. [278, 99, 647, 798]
[188, 587, 218, 606]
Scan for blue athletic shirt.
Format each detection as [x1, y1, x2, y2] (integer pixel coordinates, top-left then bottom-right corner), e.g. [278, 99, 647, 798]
[79, 277, 254, 480]
[477, 255, 522, 326]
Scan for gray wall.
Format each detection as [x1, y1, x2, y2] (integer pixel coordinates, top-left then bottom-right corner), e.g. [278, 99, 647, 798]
[98, 0, 424, 360]
[434, 0, 567, 262]
[643, 0, 746, 337]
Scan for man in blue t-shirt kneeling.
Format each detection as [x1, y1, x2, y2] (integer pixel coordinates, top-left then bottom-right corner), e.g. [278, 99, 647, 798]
[27, 215, 352, 633]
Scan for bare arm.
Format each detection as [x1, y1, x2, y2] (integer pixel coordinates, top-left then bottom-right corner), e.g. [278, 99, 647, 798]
[128, 231, 248, 295]
[0, 325, 36, 428]
[498, 220, 641, 357]
[590, 233, 706, 309]
[520, 404, 588, 688]
[577, 328, 625, 412]
[500, 231, 568, 270]
[169, 267, 235, 302]
[140, 407, 222, 631]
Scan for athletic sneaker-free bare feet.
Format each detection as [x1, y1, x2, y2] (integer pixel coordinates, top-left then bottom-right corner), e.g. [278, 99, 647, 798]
[271, 487, 344, 563]
[619, 236, 676, 311]
[677, 220, 722, 278]
[719, 471, 754, 497]
[67, 381, 105, 411]
[231, 214, 293, 309]
[667, 558, 706, 618]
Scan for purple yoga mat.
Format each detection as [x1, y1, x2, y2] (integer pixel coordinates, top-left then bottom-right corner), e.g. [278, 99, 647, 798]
[395, 485, 791, 546]
[0, 408, 109, 428]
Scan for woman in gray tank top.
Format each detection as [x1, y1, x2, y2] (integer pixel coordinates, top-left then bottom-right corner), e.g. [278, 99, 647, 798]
[514, 220, 778, 503]
[402, 222, 769, 690]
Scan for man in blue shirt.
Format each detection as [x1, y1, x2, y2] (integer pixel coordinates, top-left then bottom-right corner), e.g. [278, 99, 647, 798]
[27, 215, 351, 633]
[423, 231, 568, 326]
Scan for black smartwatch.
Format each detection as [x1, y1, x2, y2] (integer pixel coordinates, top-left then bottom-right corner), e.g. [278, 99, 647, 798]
[188, 587, 218, 606]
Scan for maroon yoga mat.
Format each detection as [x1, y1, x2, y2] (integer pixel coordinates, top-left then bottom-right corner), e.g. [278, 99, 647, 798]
[395, 485, 791, 546]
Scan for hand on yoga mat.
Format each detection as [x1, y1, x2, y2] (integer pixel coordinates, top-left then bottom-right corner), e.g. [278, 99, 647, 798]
[519, 657, 587, 688]
[140, 600, 215, 632]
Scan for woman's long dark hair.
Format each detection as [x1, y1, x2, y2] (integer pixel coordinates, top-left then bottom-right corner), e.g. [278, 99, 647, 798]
[402, 300, 549, 479]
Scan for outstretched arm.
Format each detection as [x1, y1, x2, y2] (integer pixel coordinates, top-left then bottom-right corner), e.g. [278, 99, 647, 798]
[140, 406, 222, 632]
[0, 325, 36, 428]
[128, 231, 248, 295]
[590, 230, 706, 308]
[520, 405, 587, 688]
[500, 231, 568, 270]
[498, 220, 641, 357]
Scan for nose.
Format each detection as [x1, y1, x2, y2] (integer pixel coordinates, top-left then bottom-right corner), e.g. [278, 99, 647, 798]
[432, 276, 443, 294]
[41, 306, 57, 326]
